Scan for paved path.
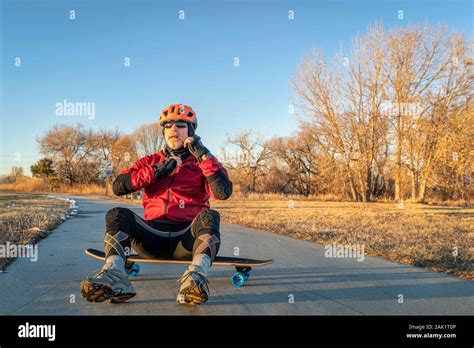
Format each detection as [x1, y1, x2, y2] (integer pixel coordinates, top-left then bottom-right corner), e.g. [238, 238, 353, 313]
[1, 196, 472, 315]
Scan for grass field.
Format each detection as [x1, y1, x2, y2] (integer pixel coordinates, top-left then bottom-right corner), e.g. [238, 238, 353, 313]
[0, 177, 106, 195]
[212, 198, 474, 280]
[0, 193, 71, 270]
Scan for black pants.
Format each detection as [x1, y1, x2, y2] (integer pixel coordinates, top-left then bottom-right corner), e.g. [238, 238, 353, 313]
[104, 207, 221, 263]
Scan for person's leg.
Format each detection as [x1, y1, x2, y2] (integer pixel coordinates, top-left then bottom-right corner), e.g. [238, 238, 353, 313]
[173, 209, 221, 266]
[103, 207, 179, 263]
[81, 207, 183, 303]
[174, 209, 221, 305]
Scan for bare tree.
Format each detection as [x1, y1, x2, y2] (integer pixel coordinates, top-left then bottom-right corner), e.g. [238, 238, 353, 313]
[268, 130, 323, 195]
[92, 128, 121, 162]
[110, 134, 139, 175]
[37, 124, 98, 185]
[224, 131, 272, 193]
[131, 121, 164, 157]
[384, 25, 473, 201]
[293, 49, 359, 199]
[90, 128, 121, 180]
[10, 166, 24, 178]
[431, 100, 473, 202]
[293, 23, 389, 201]
[293, 23, 472, 202]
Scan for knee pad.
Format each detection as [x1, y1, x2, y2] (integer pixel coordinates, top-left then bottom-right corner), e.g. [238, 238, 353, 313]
[105, 207, 134, 226]
[106, 207, 125, 221]
[105, 207, 134, 240]
[192, 209, 220, 237]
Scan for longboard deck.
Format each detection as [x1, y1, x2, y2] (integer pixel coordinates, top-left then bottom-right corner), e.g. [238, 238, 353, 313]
[85, 248, 275, 267]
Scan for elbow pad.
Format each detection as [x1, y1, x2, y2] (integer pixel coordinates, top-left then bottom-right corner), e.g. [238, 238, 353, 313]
[207, 169, 233, 200]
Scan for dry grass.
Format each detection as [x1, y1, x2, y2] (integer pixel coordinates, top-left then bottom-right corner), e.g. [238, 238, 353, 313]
[0, 193, 71, 270]
[231, 191, 346, 202]
[55, 184, 106, 195]
[212, 198, 474, 280]
[0, 177, 106, 195]
[0, 178, 48, 192]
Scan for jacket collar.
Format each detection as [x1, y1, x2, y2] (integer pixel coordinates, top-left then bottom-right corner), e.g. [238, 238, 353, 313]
[163, 145, 189, 158]
[160, 148, 196, 166]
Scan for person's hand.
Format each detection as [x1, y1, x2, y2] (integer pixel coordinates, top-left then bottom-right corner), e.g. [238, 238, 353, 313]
[169, 155, 182, 167]
[184, 135, 211, 162]
[153, 156, 180, 181]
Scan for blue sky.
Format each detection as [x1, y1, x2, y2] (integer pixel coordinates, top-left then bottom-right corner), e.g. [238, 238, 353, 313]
[0, 0, 472, 175]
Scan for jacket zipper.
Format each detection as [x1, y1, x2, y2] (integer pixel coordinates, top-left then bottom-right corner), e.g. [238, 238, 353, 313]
[163, 173, 176, 220]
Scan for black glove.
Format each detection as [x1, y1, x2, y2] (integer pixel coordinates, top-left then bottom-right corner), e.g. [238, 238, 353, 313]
[153, 157, 177, 181]
[187, 136, 212, 162]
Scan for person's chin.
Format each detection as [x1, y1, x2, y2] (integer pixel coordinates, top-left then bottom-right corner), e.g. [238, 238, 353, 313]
[168, 141, 183, 149]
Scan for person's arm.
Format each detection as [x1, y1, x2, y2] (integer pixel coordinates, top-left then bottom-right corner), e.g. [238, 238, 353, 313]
[185, 135, 233, 200]
[113, 153, 174, 196]
[201, 157, 233, 200]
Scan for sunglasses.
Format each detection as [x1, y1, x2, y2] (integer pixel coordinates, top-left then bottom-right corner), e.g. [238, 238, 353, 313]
[163, 121, 188, 129]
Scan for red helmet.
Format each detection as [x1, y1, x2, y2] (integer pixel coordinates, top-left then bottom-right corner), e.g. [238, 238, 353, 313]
[159, 104, 197, 129]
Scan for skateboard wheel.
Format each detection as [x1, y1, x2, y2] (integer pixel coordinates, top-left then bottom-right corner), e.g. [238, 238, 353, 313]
[127, 263, 140, 276]
[232, 272, 246, 287]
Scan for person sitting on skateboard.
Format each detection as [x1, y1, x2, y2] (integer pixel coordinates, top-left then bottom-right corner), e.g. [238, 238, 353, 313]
[80, 104, 233, 305]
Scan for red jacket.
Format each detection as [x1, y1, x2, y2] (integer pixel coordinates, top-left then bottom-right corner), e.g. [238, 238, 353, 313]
[118, 150, 231, 221]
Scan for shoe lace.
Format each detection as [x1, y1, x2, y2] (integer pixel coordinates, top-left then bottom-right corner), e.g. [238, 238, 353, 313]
[95, 269, 108, 278]
[95, 268, 125, 281]
[178, 269, 209, 288]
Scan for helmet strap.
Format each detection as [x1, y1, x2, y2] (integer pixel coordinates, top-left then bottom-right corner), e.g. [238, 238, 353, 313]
[188, 123, 195, 137]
